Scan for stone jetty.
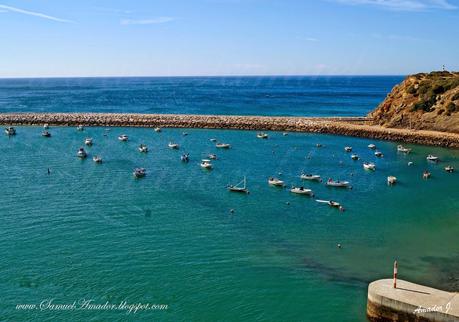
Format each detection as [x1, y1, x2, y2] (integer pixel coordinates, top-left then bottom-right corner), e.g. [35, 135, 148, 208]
[367, 279, 459, 322]
[1, 113, 459, 148]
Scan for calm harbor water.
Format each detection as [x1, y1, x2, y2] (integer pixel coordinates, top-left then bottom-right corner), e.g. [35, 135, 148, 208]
[1, 126, 459, 321]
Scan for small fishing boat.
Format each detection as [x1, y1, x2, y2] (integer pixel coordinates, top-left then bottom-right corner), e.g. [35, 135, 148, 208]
[423, 170, 431, 179]
[316, 199, 341, 208]
[228, 176, 249, 193]
[43, 124, 49, 129]
[133, 168, 146, 178]
[426, 155, 439, 162]
[387, 176, 397, 185]
[168, 142, 179, 149]
[138, 144, 148, 153]
[282, 132, 289, 136]
[290, 187, 314, 196]
[41, 130, 51, 137]
[368, 144, 376, 150]
[181, 153, 189, 162]
[154, 127, 161, 132]
[445, 166, 454, 173]
[210, 138, 217, 142]
[84, 138, 93, 146]
[344, 146, 352, 152]
[397, 145, 411, 153]
[118, 134, 128, 141]
[363, 162, 376, 171]
[200, 159, 212, 169]
[300, 174, 322, 182]
[351, 154, 360, 160]
[182, 132, 188, 136]
[77, 147, 87, 159]
[76, 125, 84, 131]
[208, 154, 217, 160]
[268, 177, 285, 187]
[4, 127, 16, 136]
[257, 132, 268, 139]
[326, 179, 351, 188]
[93, 156, 103, 163]
[216, 143, 231, 149]
[316, 143, 323, 148]
[408, 161, 414, 166]
[374, 151, 383, 158]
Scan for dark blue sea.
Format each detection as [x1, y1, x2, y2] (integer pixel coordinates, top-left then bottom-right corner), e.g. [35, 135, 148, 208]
[0, 76, 403, 116]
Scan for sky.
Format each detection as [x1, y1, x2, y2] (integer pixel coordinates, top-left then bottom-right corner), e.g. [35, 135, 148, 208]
[0, 0, 458, 77]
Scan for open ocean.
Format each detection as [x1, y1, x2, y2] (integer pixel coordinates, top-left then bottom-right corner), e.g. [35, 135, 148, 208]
[2, 76, 459, 321]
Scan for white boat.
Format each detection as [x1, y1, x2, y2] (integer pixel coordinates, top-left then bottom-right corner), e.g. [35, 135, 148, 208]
[445, 166, 454, 173]
[290, 187, 314, 196]
[133, 168, 146, 178]
[408, 161, 414, 166]
[168, 142, 179, 149]
[374, 151, 383, 157]
[93, 156, 103, 163]
[423, 170, 431, 179]
[368, 144, 376, 149]
[387, 176, 397, 185]
[316, 199, 341, 208]
[216, 143, 231, 149]
[77, 147, 87, 159]
[4, 127, 16, 136]
[282, 132, 289, 136]
[326, 179, 351, 188]
[84, 138, 93, 146]
[182, 132, 188, 136]
[43, 124, 49, 129]
[210, 138, 217, 142]
[42, 130, 51, 137]
[138, 144, 148, 153]
[300, 174, 322, 182]
[200, 159, 212, 169]
[344, 146, 352, 152]
[257, 132, 268, 139]
[181, 153, 189, 162]
[76, 125, 84, 131]
[228, 176, 249, 193]
[268, 177, 284, 186]
[316, 143, 323, 148]
[351, 154, 360, 160]
[118, 134, 128, 141]
[426, 155, 439, 162]
[363, 162, 376, 171]
[397, 145, 411, 153]
[154, 127, 161, 132]
[208, 154, 217, 160]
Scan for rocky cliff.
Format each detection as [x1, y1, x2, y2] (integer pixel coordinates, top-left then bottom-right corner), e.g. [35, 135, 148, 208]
[369, 71, 459, 133]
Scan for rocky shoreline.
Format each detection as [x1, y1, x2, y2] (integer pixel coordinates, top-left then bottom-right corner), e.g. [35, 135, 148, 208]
[2, 112, 459, 148]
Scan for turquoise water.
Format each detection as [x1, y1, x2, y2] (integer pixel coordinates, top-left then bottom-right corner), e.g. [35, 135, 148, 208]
[1, 126, 459, 321]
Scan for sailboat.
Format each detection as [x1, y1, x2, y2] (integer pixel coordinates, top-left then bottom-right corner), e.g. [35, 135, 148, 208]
[228, 176, 249, 193]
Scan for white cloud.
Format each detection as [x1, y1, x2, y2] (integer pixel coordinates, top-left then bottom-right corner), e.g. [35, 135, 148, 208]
[333, 0, 457, 11]
[304, 37, 319, 42]
[120, 17, 175, 25]
[0, 4, 74, 23]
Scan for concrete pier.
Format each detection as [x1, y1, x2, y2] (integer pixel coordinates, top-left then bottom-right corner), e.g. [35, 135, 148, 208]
[367, 279, 459, 322]
[1, 113, 459, 148]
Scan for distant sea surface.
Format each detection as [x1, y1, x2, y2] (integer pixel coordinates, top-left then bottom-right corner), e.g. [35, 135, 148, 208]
[0, 76, 403, 116]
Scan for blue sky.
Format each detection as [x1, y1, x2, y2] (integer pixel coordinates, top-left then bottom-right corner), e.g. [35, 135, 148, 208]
[0, 0, 458, 77]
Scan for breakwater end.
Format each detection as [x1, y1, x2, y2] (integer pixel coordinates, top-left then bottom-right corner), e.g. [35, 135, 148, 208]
[367, 279, 459, 322]
[1, 113, 459, 148]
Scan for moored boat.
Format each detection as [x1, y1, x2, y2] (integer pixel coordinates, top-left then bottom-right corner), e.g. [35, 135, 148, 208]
[363, 162, 376, 171]
[290, 186, 314, 196]
[216, 143, 231, 149]
[133, 168, 146, 178]
[138, 144, 148, 153]
[326, 179, 351, 188]
[316, 199, 342, 208]
[374, 151, 383, 158]
[426, 155, 439, 162]
[344, 146, 352, 152]
[387, 176, 397, 185]
[118, 134, 128, 141]
[351, 154, 359, 160]
[168, 142, 179, 149]
[200, 159, 213, 169]
[76, 125, 84, 131]
[397, 145, 411, 153]
[154, 127, 161, 132]
[228, 176, 249, 193]
[257, 132, 268, 139]
[423, 170, 431, 179]
[77, 147, 87, 159]
[4, 127, 16, 136]
[43, 124, 49, 129]
[445, 166, 454, 173]
[84, 138, 93, 146]
[268, 177, 284, 186]
[208, 154, 217, 160]
[368, 144, 376, 149]
[42, 130, 51, 137]
[93, 156, 103, 163]
[181, 153, 189, 162]
[300, 174, 322, 182]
